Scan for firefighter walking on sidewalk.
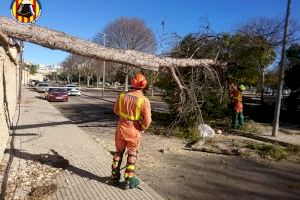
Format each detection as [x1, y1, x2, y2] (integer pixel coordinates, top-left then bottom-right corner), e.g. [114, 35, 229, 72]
[111, 73, 152, 189]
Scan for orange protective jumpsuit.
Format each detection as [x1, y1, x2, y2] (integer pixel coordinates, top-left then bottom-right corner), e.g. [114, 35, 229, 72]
[230, 87, 244, 128]
[111, 89, 152, 182]
[231, 88, 243, 113]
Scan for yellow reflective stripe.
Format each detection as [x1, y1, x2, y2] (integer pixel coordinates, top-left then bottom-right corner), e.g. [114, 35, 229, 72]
[119, 92, 126, 117]
[141, 123, 148, 130]
[119, 93, 133, 120]
[134, 97, 144, 121]
[126, 164, 135, 171]
[118, 93, 144, 121]
[233, 93, 242, 102]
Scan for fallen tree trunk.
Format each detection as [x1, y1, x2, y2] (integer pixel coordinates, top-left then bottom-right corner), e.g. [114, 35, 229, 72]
[0, 16, 219, 71]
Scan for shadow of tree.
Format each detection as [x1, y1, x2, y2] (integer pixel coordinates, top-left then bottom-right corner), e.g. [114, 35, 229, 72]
[11, 121, 72, 130]
[4, 148, 124, 189]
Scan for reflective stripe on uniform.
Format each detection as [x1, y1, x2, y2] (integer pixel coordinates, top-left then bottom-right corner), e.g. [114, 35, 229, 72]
[118, 93, 144, 121]
[141, 123, 148, 130]
[233, 93, 242, 102]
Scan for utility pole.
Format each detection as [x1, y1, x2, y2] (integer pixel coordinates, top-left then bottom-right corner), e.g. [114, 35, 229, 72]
[101, 33, 106, 98]
[272, 0, 291, 137]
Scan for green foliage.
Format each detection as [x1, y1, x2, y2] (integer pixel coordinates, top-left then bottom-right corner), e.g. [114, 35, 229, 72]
[57, 72, 67, 81]
[156, 32, 277, 128]
[286, 145, 300, 154]
[225, 34, 276, 85]
[201, 92, 231, 120]
[25, 63, 39, 75]
[265, 71, 278, 89]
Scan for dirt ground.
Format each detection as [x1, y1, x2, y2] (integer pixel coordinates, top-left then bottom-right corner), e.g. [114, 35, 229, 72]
[51, 95, 300, 200]
[87, 127, 300, 200]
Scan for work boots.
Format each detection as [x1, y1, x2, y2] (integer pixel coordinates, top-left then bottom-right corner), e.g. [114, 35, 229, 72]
[124, 177, 140, 190]
[111, 152, 123, 185]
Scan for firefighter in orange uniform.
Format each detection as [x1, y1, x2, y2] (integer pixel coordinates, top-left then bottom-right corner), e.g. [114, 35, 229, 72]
[229, 81, 246, 129]
[111, 73, 152, 189]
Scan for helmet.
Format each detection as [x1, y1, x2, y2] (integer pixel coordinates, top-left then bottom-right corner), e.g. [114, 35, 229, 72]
[131, 73, 148, 89]
[238, 85, 246, 91]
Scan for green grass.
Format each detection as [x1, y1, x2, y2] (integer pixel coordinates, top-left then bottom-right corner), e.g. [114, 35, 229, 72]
[246, 143, 289, 160]
[286, 144, 300, 154]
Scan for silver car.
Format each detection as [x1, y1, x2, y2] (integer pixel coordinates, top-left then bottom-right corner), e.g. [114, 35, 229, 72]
[36, 83, 49, 93]
[66, 84, 81, 96]
[67, 88, 81, 96]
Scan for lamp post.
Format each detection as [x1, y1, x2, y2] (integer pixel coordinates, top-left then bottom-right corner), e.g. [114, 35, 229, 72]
[98, 32, 106, 97]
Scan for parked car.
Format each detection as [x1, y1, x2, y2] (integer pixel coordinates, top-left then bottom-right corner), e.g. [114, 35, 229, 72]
[65, 84, 81, 96]
[67, 88, 81, 96]
[36, 83, 49, 93]
[29, 79, 40, 87]
[45, 88, 68, 102]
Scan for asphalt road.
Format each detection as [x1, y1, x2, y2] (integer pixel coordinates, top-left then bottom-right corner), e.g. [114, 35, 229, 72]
[51, 93, 118, 129]
[49, 89, 168, 129]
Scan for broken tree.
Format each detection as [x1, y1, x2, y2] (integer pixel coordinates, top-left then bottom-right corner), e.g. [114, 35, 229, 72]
[0, 16, 224, 127]
[0, 17, 219, 71]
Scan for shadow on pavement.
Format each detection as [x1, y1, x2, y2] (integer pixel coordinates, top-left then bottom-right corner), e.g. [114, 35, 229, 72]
[11, 121, 72, 130]
[35, 96, 45, 100]
[53, 103, 118, 127]
[9, 133, 39, 136]
[4, 149, 125, 190]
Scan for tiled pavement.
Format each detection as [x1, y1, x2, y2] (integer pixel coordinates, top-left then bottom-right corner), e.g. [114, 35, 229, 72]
[1, 88, 164, 200]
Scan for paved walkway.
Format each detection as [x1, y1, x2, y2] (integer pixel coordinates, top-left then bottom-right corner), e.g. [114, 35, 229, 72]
[231, 128, 300, 147]
[1, 88, 164, 200]
[259, 130, 300, 146]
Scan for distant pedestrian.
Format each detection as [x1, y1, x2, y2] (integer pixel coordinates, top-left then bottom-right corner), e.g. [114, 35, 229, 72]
[111, 73, 152, 189]
[229, 81, 246, 129]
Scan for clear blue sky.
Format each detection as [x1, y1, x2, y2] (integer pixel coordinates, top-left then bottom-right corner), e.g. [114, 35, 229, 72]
[1, 0, 299, 66]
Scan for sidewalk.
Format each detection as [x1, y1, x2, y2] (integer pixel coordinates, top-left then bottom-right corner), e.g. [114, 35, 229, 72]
[231, 129, 300, 147]
[0, 88, 164, 200]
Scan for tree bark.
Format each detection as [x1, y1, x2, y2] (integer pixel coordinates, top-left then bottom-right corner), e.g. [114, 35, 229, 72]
[96, 76, 100, 88]
[260, 67, 265, 106]
[125, 73, 129, 92]
[0, 17, 220, 71]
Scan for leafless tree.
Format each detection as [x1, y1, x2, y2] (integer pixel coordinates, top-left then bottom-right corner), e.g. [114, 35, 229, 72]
[236, 17, 299, 47]
[61, 54, 78, 84]
[94, 17, 157, 90]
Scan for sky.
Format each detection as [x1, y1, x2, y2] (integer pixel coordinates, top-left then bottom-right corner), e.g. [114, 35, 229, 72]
[0, 0, 300, 66]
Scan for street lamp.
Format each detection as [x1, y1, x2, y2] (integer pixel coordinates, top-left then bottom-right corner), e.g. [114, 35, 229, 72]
[98, 32, 106, 97]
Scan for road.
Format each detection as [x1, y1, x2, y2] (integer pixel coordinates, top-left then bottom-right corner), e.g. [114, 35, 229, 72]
[47, 89, 168, 129]
[81, 88, 169, 113]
